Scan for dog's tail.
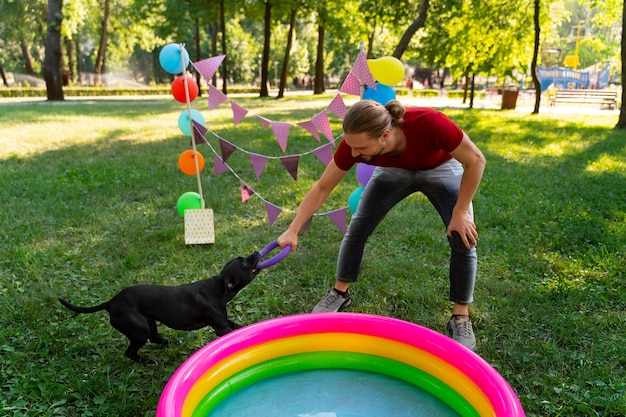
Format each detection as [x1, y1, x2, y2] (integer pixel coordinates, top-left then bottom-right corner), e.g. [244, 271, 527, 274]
[58, 298, 110, 314]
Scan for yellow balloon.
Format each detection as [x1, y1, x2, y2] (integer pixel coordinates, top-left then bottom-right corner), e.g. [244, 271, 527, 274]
[367, 56, 405, 86]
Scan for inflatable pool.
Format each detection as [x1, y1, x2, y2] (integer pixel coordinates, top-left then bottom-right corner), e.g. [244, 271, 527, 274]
[157, 313, 525, 417]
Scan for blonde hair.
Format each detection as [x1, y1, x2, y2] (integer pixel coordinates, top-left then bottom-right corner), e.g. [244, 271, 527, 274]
[343, 99, 405, 138]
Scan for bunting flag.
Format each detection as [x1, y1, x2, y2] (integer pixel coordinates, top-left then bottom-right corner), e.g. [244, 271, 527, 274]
[191, 121, 209, 146]
[272, 122, 292, 152]
[312, 142, 334, 166]
[218, 138, 237, 162]
[340, 72, 361, 96]
[193, 55, 226, 82]
[257, 115, 272, 129]
[300, 216, 313, 238]
[311, 111, 334, 142]
[208, 84, 229, 110]
[327, 93, 348, 119]
[241, 185, 255, 202]
[326, 208, 347, 234]
[265, 201, 283, 226]
[230, 101, 248, 125]
[213, 154, 229, 175]
[296, 120, 320, 141]
[279, 155, 299, 181]
[184, 50, 385, 234]
[249, 153, 268, 179]
[352, 51, 377, 89]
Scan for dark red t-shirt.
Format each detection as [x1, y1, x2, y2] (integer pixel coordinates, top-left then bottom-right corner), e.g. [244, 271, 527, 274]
[334, 107, 464, 171]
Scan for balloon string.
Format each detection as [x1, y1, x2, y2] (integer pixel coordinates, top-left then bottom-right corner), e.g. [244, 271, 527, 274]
[180, 43, 205, 208]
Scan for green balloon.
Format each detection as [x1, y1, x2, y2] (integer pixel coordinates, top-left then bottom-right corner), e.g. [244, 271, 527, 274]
[177, 192, 202, 217]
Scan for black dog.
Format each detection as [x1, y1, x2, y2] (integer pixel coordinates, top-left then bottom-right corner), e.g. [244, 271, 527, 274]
[59, 252, 261, 363]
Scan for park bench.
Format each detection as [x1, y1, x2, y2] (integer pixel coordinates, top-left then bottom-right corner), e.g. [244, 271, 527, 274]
[549, 89, 618, 110]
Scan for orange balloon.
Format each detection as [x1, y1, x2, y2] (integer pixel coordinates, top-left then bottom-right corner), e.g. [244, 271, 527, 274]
[171, 76, 199, 103]
[178, 150, 205, 175]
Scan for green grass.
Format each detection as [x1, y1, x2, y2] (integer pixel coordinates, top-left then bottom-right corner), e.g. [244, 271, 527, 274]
[1, 95, 625, 416]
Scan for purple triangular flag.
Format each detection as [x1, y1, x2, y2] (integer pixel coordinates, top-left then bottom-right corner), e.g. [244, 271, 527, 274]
[191, 120, 209, 145]
[272, 122, 292, 152]
[300, 216, 313, 238]
[326, 208, 347, 234]
[208, 84, 228, 110]
[213, 154, 229, 175]
[340, 72, 361, 96]
[218, 138, 237, 162]
[265, 202, 283, 226]
[230, 101, 248, 126]
[249, 153, 268, 179]
[352, 51, 376, 89]
[327, 93, 347, 119]
[241, 185, 255, 202]
[312, 143, 334, 166]
[192, 55, 225, 82]
[257, 115, 272, 129]
[311, 111, 334, 143]
[296, 120, 320, 141]
[279, 155, 299, 181]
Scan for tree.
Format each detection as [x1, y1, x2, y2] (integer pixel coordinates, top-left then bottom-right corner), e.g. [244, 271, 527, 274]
[531, 0, 542, 114]
[43, 0, 64, 100]
[94, 0, 111, 85]
[392, 0, 429, 59]
[616, 0, 626, 128]
[277, 5, 298, 98]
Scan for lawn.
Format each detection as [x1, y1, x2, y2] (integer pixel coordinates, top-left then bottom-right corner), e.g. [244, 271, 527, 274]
[1, 94, 625, 417]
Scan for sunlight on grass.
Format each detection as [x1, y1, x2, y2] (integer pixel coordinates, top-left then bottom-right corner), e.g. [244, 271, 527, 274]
[586, 153, 626, 173]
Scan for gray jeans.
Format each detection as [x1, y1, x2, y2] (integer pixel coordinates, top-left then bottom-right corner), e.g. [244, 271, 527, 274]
[336, 159, 476, 304]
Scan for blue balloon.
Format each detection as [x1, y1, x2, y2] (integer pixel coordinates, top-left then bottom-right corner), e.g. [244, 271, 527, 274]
[363, 82, 396, 105]
[178, 109, 205, 136]
[159, 43, 190, 74]
[348, 187, 364, 214]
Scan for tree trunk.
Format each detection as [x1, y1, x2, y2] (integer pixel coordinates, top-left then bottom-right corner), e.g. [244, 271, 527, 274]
[21, 40, 36, 77]
[277, 7, 297, 99]
[0, 64, 8, 87]
[392, 0, 429, 59]
[66, 37, 75, 84]
[469, 73, 475, 109]
[94, 0, 110, 86]
[194, 17, 203, 97]
[43, 0, 64, 101]
[220, 0, 228, 95]
[259, 1, 272, 97]
[531, 0, 541, 114]
[314, 23, 325, 95]
[616, 0, 626, 128]
[210, 21, 218, 85]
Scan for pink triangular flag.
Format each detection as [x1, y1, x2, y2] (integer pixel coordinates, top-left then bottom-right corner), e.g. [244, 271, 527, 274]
[249, 153, 268, 179]
[312, 143, 334, 166]
[241, 185, 255, 202]
[230, 101, 248, 126]
[272, 122, 291, 152]
[191, 120, 208, 145]
[208, 84, 228, 110]
[352, 51, 376, 89]
[300, 216, 313, 238]
[311, 111, 334, 143]
[213, 154, 229, 175]
[340, 72, 361, 96]
[218, 138, 237, 162]
[327, 93, 347, 119]
[265, 202, 283, 226]
[279, 155, 299, 181]
[257, 115, 272, 129]
[326, 208, 347, 234]
[296, 120, 320, 141]
[192, 55, 225, 82]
